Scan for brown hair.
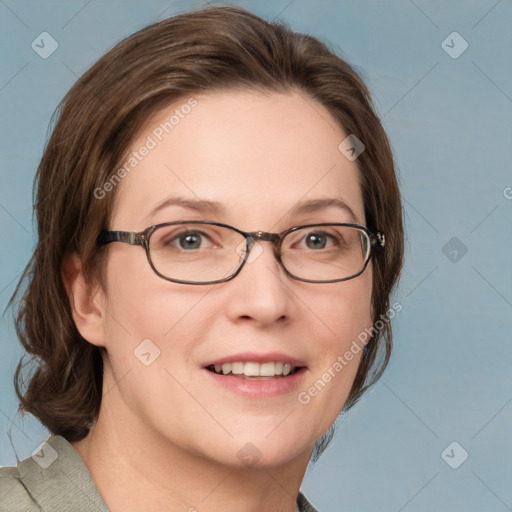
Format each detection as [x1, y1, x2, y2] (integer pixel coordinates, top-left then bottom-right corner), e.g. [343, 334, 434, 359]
[9, 6, 403, 460]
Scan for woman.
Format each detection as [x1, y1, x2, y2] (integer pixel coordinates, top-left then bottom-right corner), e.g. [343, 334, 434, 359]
[1, 6, 403, 511]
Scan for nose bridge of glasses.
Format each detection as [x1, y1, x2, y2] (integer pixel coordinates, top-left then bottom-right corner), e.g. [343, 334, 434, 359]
[249, 231, 281, 243]
[247, 231, 282, 252]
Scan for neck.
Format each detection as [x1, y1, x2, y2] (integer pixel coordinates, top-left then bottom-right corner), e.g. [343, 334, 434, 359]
[71, 388, 311, 512]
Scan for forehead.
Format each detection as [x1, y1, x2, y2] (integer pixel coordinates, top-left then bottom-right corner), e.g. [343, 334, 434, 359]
[111, 90, 365, 229]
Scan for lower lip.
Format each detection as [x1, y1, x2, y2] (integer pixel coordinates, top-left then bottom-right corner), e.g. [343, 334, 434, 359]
[203, 367, 307, 398]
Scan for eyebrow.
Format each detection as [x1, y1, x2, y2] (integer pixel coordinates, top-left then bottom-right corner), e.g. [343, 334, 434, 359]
[145, 196, 224, 221]
[288, 198, 360, 223]
[145, 196, 359, 224]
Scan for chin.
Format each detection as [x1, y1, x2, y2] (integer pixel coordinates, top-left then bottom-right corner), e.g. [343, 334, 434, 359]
[218, 431, 315, 470]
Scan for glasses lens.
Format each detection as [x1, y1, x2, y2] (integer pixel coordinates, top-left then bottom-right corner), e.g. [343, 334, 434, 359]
[148, 223, 246, 283]
[281, 225, 370, 281]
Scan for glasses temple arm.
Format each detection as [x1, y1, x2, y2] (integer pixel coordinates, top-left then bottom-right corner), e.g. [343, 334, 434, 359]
[96, 231, 145, 246]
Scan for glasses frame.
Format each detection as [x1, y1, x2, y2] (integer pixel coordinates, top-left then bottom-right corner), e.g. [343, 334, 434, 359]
[96, 220, 385, 285]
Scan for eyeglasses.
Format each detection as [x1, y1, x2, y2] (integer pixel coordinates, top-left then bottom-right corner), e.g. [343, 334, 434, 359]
[96, 221, 385, 285]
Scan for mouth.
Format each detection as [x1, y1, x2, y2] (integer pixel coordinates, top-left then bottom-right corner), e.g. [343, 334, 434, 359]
[203, 354, 308, 397]
[205, 361, 304, 379]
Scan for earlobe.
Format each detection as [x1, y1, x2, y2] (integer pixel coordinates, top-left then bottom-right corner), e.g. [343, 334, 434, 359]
[62, 252, 107, 348]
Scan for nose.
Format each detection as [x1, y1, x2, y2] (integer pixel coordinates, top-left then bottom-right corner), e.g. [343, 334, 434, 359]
[224, 238, 293, 326]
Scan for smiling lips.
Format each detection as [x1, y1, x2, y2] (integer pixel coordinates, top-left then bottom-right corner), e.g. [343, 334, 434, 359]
[207, 361, 299, 378]
[204, 353, 306, 379]
[204, 354, 307, 397]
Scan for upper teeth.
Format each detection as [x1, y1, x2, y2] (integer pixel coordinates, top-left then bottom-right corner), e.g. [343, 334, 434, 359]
[213, 362, 295, 377]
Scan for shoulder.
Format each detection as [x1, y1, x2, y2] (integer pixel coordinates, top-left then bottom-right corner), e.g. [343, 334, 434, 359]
[0, 435, 109, 512]
[0, 460, 44, 511]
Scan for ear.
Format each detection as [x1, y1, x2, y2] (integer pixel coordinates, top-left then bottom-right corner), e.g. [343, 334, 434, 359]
[62, 252, 107, 348]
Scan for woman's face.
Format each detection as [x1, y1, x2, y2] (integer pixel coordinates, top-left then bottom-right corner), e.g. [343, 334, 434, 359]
[97, 90, 373, 467]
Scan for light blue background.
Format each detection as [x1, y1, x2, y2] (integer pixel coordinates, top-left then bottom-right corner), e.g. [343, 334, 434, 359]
[1, 1, 511, 511]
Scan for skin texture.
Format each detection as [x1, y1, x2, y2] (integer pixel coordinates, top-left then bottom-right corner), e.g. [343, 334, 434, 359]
[64, 90, 374, 512]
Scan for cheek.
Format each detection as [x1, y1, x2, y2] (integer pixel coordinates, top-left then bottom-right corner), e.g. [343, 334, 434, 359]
[103, 250, 209, 340]
[101, 255, 222, 402]
[297, 274, 372, 427]
[310, 287, 370, 385]
[99, 265, 215, 431]
[317, 270, 373, 347]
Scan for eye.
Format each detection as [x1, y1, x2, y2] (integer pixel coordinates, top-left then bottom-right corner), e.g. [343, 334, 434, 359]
[170, 230, 213, 250]
[306, 232, 327, 249]
[300, 231, 338, 250]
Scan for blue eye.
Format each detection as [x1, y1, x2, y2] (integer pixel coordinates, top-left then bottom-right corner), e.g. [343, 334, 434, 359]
[297, 231, 341, 250]
[179, 232, 202, 249]
[171, 230, 211, 250]
[304, 232, 329, 249]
